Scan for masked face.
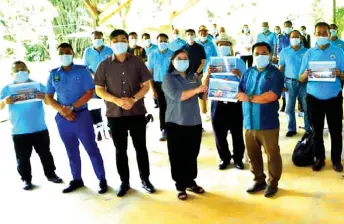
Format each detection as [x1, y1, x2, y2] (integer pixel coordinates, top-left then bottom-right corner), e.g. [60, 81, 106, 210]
[173, 59, 189, 72]
[14, 71, 29, 83]
[263, 27, 269, 33]
[186, 35, 195, 44]
[315, 36, 329, 46]
[254, 55, 270, 69]
[92, 39, 104, 48]
[243, 27, 249, 34]
[290, 38, 301, 46]
[199, 36, 207, 42]
[173, 34, 180, 40]
[158, 42, 168, 51]
[111, 42, 128, 55]
[59, 55, 73, 67]
[330, 29, 338, 37]
[144, 39, 152, 47]
[284, 27, 292, 35]
[274, 29, 281, 34]
[217, 46, 231, 56]
[129, 38, 138, 47]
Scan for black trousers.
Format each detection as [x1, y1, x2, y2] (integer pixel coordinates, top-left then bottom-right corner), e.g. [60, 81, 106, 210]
[90, 108, 103, 125]
[153, 82, 167, 131]
[241, 55, 253, 68]
[12, 130, 56, 182]
[307, 93, 343, 164]
[211, 101, 245, 162]
[108, 115, 150, 184]
[166, 122, 202, 191]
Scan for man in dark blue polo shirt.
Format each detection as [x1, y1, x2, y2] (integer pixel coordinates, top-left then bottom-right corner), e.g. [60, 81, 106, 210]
[237, 42, 284, 198]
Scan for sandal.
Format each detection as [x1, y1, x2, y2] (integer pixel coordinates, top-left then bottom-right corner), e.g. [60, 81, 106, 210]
[177, 191, 188, 200]
[187, 185, 205, 194]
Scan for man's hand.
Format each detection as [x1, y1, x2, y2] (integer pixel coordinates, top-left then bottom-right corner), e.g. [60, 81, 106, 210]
[232, 69, 241, 77]
[152, 90, 158, 99]
[64, 112, 76, 121]
[121, 97, 135, 111]
[4, 96, 15, 105]
[236, 92, 249, 102]
[59, 106, 73, 117]
[303, 69, 312, 77]
[333, 68, 341, 77]
[36, 92, 45, 100]
[195, 85, 208, 94]
[272, 56, 278, 64]
[207, 65, 216, 74]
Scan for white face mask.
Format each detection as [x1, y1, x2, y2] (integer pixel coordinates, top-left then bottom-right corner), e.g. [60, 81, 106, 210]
[111, 42, 128, 55]
[254, 55, 270, 69]
[144, 39, 152, 47]
[186, 35, 195, 44]
[60, 55, 73, 67]
[218, 46, 231, 56]
[290, 38, 301, 46]
[129, 38, 138, 47]
[284, 27, 292, 35]
[199, 36, 207, 42]
[173, 34, 180, 40]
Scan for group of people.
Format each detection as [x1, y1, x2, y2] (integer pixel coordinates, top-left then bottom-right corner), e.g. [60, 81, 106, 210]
[1, 20, 344, 200]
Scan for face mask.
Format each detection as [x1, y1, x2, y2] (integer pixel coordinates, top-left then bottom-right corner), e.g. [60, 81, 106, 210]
[199, 36, 207, 42]
[254, 55, 270, 69]
[274, 29, 281, 34]
[330, 29, 338, 37]
[173, 59, 189, 72]
[60, 55, 73, 67]
[129, 39, 138, 47]
[263, 27, 269, 33]
[315, 36, 329, 46]
[111, 42, 128, 55]
[186, 35, 195, 44]
[284, 27, 292, 34]
[93, 39, 103, 48]
[173, 34, 180, 40]
[14, 71, 29, 83]
[158, 42, 168, 51]
[144, 39, 152, 47]
[301, 30, 307, 35]
[290, 38, 301, 46]
[218, 46, 231, 56]
[243, 28, 249, 34]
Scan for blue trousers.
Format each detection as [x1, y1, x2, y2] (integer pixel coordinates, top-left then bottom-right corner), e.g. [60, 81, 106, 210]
[285, 78, 310, 132]
[55, 110, 106, 181]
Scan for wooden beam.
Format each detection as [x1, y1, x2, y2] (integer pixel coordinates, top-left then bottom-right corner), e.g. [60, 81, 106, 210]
[98, 0, 120, 13]
[83, 0, 98, 20]
[171, 0, 200, 20]
[98, 0, 133, 25]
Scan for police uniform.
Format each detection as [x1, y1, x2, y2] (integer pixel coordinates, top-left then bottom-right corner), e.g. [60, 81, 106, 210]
[46, 64, 106, 182]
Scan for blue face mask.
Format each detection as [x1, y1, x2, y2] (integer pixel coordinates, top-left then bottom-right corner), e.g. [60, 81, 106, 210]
[174, 59, 189, 72]
[93, 39, 104, 48]
[262, 27, 269, 33]
[158, 42, 168, 51]
[254, 55, 270, 69]
[60, 55, 73, 67]
[111, 42, 128, 55]
[14, 71, 29, 83]
[330, 29, 337, 37]
[315, 36, 329, 46]
[218, 46, 231, 56]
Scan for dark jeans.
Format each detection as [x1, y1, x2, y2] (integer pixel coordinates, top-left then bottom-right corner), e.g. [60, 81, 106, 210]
[307, 93, 343, 164]
[166, 122, 202, 191]
[241, 55, 253, 68]
[108, 115, 150, 184]
[90, 108, 103, 125]
[153, 82, 167, 131]
[12, 130, 56, 182]
[211, 101, 245, 162]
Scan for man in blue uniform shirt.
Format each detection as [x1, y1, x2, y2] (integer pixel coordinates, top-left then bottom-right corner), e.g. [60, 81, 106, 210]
[168, 29, 187, 52]
[46, 43, 107, 194]
[148, 33, 174, 141]
[0, 61, 62, 190]
[299, 22, 344, 173]
[142, 33, 158, 57]
[237, 42, 284, 198]
[257, 22, 278, 61]
[83, 31, 113, 141]
[277, 21, 292, 55]
[330, 24, 344, 51]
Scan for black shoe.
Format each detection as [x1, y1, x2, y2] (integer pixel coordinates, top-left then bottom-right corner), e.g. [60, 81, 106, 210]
[312, 159, 325, 172]
[286, 131, 297, 137]
[23, 180, 33, 190]
[142, 180, 156, 193]
[98, 179, 108, 194]
[264, 185, 278, 198]
[333, 163, 343, 172]
[219, 160, 230, 170]
[47, 174, 63, 184]
[234, 160, 244, 170]
[97, 131, 102, 141]
[246, 182, 267, 194]
[62, 180, 84, 193]
[116, 183, 130, 197]
[159, 130, 167, 141]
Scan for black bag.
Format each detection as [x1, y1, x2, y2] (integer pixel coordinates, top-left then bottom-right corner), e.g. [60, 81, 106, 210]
[292, 131, 315, 167]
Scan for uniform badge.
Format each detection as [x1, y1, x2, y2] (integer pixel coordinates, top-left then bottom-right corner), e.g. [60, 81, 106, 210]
[330, 54, 336, 59]
[54, 75, 60, 82]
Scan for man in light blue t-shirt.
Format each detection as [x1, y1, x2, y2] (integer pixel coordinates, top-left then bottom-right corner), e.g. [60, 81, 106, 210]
[299, 22, 344, 173]
[0, 61, 62, 190]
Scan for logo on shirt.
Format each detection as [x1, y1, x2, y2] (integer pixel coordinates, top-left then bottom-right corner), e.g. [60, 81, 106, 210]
[330, 54, 336, 59]
[338, 44, 342, 48]
[53, 75, 60, 82]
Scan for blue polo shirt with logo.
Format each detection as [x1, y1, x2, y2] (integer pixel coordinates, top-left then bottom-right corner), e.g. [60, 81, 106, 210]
[279, 46, 308, 79]
[239, 64, 284, 130]
[257, 31, 277, 53]
[331, 38, 344, 51]
[147, 49, 174, 82]
[83, 46, 113, 74]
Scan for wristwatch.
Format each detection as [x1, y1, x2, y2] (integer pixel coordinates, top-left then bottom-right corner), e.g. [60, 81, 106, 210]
[132, 96, 138, 103]
[248, 95, 253, 102]
[69, 105, 75, 111]
[196, 72, 202, 76]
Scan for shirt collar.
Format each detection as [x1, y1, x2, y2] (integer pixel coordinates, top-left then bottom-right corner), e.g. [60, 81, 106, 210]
[112, 53, 131, 62]
[314, 43, 331, 51]
[57, 63, 76, 72]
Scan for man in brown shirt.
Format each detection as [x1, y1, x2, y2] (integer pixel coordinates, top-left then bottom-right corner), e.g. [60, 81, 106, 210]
[94, 29, 155, 197]
[128, 32, 147, 62]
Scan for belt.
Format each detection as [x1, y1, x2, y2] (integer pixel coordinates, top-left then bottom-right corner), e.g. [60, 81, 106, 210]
[285, 77, 298, 81]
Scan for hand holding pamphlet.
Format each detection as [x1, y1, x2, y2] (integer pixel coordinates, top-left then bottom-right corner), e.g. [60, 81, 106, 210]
[308, 61, 336, 82]
[8, 82, 42, 104]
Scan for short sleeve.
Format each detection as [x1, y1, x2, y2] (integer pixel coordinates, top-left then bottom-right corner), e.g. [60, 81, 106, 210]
[269, 70, 284, 97]
[200, 46, 206, 59]
[162, 75, 183, 101]
[39, 83, 46, 94]
[278, 50, 286, 67]
[0, 86, 9, 100]
[273, 34, 277, 45]
[299, 50, 310, 76]
[337, 49, 344, 71]
[83, 48, 89, 68]
[147, 53, 154, 71]
[46, 72, 55, 95]
[239, 70, 249, 92]
[94, 61, 106, 87]
[82, 68, 95, 91]
[138, 59, 152, 83]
